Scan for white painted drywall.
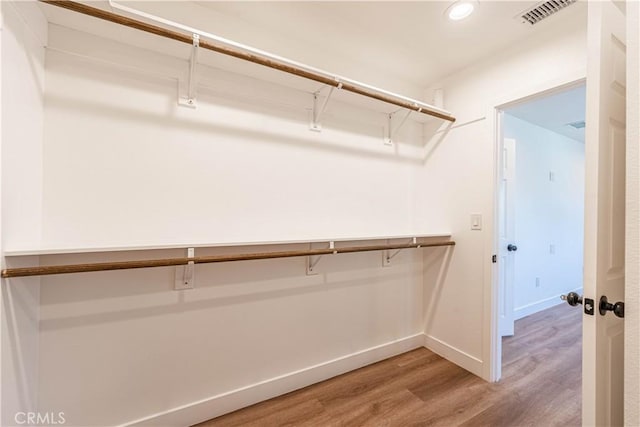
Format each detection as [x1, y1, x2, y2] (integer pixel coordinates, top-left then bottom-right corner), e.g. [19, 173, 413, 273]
[2, 1, 45, 250]
[419, 8, 587, 380]
[34, 23, 435, 426]
[504, 114, 584, 319]
[39, 24, 428, 250]
[1, 2, 47, 425]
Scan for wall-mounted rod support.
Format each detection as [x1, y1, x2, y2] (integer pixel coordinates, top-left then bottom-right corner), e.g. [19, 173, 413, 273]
[310, 86, 336, 131]
[188, 34, 199, 99]
[392, 110, 413, 136]
[174, 247, 195, 289]
[306, 241, 336, 274]
[383, 237, 419, 266]
[178, 33, 200, 108]
[1, 241, 455, 278]
[309, 256, 322, 270]
[385, 110, 413, 146]
[306, 254, 323, 275]
[387, 248, 403, 261]
[39, 0, 456, 122]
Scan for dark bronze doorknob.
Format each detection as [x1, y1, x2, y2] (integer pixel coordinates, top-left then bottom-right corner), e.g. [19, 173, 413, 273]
[599, 295, 624, 318]
[507, 244, 518, 252]
[561, 292, 582, 307]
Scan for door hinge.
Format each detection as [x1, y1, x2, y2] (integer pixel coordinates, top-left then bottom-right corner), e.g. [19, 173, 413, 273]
[492, 254, 497, 263]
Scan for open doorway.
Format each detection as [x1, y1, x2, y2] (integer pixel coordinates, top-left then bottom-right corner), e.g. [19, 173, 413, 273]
[495, 82, 586, 413]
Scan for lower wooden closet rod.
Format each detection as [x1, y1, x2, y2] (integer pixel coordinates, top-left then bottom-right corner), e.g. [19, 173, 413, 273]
[1, 241, 455, 278]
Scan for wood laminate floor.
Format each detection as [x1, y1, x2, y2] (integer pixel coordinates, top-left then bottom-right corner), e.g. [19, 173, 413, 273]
[197, 303, 582, 427]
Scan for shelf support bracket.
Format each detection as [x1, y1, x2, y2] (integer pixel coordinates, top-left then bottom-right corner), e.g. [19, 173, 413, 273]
[383, 237, 419, 267]
[384, 108, 417, 146]
[178, 34, 200, 109]
[307, 241, 335, 275]
[175, 247, 195, 289]
[309, 83, 341, 132]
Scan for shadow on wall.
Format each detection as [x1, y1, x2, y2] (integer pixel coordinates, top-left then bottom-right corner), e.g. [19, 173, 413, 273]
[46, 92, 436, 166]
[45, 50, 453, 164]
[35, 245, 448, 332]
[422, 246, 455, 331]
[421, 117, 487, 166]
[1, 279, 40, 424]
[4, 2, 45, 97]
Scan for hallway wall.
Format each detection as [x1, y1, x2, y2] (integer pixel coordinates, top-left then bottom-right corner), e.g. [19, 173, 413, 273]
[504, 114, 584, 319]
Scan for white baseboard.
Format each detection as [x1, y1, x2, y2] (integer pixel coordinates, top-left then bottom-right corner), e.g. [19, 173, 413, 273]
[122, 334, 425, 427]
[514, 287, 582, 320]
[423, 334, 484, 377]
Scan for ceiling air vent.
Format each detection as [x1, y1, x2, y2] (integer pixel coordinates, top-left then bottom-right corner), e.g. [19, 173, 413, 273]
[566, 120, 586, 129]
[519, 0, 578, 25]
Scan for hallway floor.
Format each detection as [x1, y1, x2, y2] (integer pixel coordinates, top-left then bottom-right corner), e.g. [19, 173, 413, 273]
[197, 303, 581, 426]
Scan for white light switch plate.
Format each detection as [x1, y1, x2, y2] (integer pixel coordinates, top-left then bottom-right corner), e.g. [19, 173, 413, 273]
[470, 214, 483, 230]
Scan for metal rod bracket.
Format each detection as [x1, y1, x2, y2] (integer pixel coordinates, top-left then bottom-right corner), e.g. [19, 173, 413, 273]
[306, 255, 321, 275]
[384, 109, 413, 146]
[383, 238, 416, 267]
[382, 239, 392, 267]
[307, 241, 335, 275]
[309, 86, 336, 132]
[178, 34, 200, 108]
[175, 247, 195, 289]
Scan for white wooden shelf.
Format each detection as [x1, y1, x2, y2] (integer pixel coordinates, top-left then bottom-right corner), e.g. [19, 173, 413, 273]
[3, 233, 452, 257]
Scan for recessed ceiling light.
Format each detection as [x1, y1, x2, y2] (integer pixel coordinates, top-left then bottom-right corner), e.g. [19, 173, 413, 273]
[447, 1, 475, 21]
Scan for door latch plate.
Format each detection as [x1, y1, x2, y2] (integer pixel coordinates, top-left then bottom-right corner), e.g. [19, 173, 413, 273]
[584, 298, 595, 315]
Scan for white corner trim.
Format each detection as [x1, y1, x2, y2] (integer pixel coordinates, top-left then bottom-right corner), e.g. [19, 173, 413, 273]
[513, 287, 582, 320]
[121, 334, 425, 427]
[423, 334, 484, 377]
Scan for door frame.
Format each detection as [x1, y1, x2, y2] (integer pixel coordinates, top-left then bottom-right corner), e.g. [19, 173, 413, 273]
[488, 74, 586, 382]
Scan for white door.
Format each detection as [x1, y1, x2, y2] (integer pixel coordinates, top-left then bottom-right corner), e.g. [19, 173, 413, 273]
[499, 137, 516, 337]
[583, 1, 626, 425]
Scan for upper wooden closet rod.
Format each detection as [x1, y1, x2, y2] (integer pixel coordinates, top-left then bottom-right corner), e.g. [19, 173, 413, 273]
[40, 0, 456, 123]
[1, 241, 455, 278]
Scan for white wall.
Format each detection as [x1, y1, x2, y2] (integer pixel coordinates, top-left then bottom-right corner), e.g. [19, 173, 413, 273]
[39, 24, 429, 250]
[1, 2, 45, 249]
[33, 22, 438, 426]
[504, 114, 584, 319]
[1, 2, 47, 425]
[418, 8, 587, 380]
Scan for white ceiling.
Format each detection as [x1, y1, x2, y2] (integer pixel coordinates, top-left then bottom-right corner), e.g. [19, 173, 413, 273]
[196, 0, 587, 88]
[505, 83, 586, 143]
[39, 1, 588, 95]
